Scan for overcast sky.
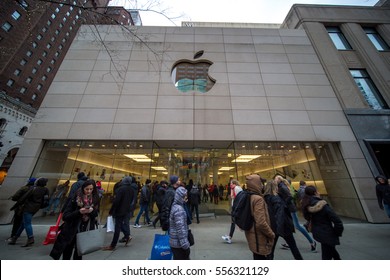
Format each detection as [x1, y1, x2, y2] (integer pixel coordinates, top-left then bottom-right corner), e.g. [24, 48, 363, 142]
[109, 0, 379, 26]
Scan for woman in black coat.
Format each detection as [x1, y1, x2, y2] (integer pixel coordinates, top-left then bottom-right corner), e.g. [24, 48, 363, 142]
[50, 179, 100, 260]
[301, 186, 344, 260]
[263, 181, 303, 260]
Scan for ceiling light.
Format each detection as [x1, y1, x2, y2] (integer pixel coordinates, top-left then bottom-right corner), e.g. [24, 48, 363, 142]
[124, 154, 153, 162]
[219, 167, 235, 171]
[232, 155, 261, 163]
[151, 166, 167, 171]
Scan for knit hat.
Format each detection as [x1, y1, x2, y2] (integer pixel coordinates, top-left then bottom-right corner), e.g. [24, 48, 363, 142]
[170, 175, 179, 185]
[27, 177, 37, 186]
[245, 174, 262, 191]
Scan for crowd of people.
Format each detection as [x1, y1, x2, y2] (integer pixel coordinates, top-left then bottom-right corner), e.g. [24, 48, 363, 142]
[6, 171, 390, 260]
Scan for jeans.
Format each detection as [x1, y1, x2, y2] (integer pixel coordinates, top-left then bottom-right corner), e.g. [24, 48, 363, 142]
[45, 197, 61, 213]
[384, 203, 390, 218]
[112, 213, 131, 247]
[135, 203, 151, 224]
[15, 212, 34, 238]
[292, 211, 314, 244]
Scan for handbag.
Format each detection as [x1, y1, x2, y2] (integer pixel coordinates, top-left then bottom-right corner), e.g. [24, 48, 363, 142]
[43, 213, 63, 245]
[188, 229, 195, 246]
[149, 233, 172, 260]
[106, 215, 115, 233]
[76, 219, 106, 256]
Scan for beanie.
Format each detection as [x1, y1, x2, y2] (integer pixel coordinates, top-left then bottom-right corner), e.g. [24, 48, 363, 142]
[170, 175, 179, 185]
[27, 177, 37, 186]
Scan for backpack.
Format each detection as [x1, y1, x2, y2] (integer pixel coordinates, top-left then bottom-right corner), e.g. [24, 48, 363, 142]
[231, 190, 254, 231]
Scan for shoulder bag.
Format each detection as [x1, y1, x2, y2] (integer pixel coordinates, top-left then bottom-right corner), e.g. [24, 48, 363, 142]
[76, 217, 106, 256]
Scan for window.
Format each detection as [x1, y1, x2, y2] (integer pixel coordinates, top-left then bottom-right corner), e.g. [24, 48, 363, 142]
[32, 94, 37, 100]
[350, 69, 389, 110]
[20, 59, 27, 66]
[26, 77, 32, 84]
[47, 20, 52, 26]
[42, 27, 47, 33]
[47, 67, 52, 73]
[51, 14, 56, 19]
[37, 59, 43, 65]
[20, 87, 27, 94]
[14, 69, 21, 76]
[17, 0, 29, 10]
[42, 51, 47, 57]
[12, 11, 21, 20]
[37, 34, 43, 40]
[19, 126, 28, 136]
[54, 51, 60, 57]
[42, 75, 47, 81]
[32, 67, 37, 74]
[326, 26, 352, 50]
[7, 79, 14, 87]
[32, 41, 37, 48]
[55, 7, 60, 13]
[46, 43, 51, 49]
[50, 59, 55, 65]
[55, 29, 60, 35]
[37, 84, 43, 90]
[26, 50, 32, 57]
[2, 22, 13, 32]
[364, 27, 389, 51]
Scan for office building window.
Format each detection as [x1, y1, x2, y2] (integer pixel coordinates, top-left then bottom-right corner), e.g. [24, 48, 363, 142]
[20, 59, 27, 66]
[363, 27, 390, 51]
[32, 41, 37, 48]
[47, 43, 52, 49]
[26, 77, 32, 84]
[42, 51, 47, 57]
[326, 26, 352, 50]
[350, 69, 389, 110]
[55, 29, 60, 35]
[32, 67, 37, 74]
[47, 67, 52, 73]
[20, 87, 26, 94]
[7, 79, 14, 87]
[37, 59, 43, 65]
[2, 22, 13, 32]
[47, 20, 52, 26]
[37, 34, 43, 40]
[14, 69, 21, 76]
[26, 50, 32, 57]
[18, 0, 29, 10]
[12, 11, 21, 20]
[32, 94, 37, 101]
[42, 75, 47, 81]
[37, 84, 43, 90]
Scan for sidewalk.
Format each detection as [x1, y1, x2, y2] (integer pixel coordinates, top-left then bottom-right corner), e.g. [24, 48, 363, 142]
[1, 214, 390, 260]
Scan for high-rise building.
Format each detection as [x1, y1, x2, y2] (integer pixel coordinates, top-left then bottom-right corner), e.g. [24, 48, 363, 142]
[0, 1, 137, 182]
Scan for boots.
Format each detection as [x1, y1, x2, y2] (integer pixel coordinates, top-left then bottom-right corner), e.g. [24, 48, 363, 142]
[21, 237, 34, 247]
[8, 236, 18, 245]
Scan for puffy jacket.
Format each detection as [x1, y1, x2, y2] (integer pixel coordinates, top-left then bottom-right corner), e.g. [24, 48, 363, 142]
[109, 176, 135, 217]
[169, 187, 190, 250]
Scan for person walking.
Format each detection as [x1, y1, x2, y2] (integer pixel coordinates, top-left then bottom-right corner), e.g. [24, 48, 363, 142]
[274, 175, 316, 252]
[160, 175, 181, 231]
[44, 180, 70, 216]
[243, 174, 275, 260]
[133, 179, 152, 228]
[7, 177, 36, 242]
[8, 177, 49, 247]
[50, 179, 100, 260]
[103, 176, 135, 251]
[221, 179, 242, 244]
[301, 185, 344, 260]
[152, 180, 168, 228]
[263, 181, 303, 260]
[189, 183, 201, 224]
[169, 186, 191, 260]
[375, 175, 390, 218]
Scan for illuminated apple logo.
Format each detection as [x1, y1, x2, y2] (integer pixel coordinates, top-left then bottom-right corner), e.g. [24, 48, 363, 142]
[171, 50, 216, 93]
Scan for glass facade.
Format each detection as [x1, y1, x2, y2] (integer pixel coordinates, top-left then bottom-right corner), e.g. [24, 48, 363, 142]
[31, 140, 365, 220]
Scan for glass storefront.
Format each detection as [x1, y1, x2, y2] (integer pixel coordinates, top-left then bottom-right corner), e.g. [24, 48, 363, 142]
[31, 140, 366, 220]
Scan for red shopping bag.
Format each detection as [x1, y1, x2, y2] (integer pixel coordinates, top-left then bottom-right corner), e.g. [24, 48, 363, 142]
[42, 213, 63, 245]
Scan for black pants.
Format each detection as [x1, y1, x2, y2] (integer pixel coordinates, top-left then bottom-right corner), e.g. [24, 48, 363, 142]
[63, 236, 82, 260]
[321, 243, 341, 260]
[171, 247, 190, 260]
[11, 211, 23, 237]
[253, 252, 270, 260]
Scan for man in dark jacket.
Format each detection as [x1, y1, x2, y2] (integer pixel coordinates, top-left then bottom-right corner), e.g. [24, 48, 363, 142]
[133, 179, 152, 227]
[152, 180, 168, 228]
[61, 172, 88, 212]
[160, 175, 181, 231]
[375, 175, 390, 218]
[9, 177, 49, 247]
[103, 176, 135, 250]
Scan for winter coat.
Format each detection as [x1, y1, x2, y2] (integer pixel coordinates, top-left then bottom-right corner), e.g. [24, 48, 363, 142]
[11, 183, 49, 215]
[244, 175, 275, 256]
[375, 175, 390, 208]
[169, 187, 190, 250]
[160, 186, 176, 231]
[155, 185, 166, 210]
[50, 189, 99, 260]
[303, 197, 343, 246]
[264, 194, 294, 238]
[189, 187, 201, 206]
[277, 181, 297, 213]
[109, 176, 134, 217]
[139, 184, 151, 204]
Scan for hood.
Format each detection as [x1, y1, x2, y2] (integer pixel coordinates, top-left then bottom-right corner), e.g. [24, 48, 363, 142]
[35, 177, 48, 187]
[375, 175, 388, 184]
[245, 174, 262, 195]
[121, 176, 133, 186]
[174, 186, 187, 205]
[307, 198, 327, 214]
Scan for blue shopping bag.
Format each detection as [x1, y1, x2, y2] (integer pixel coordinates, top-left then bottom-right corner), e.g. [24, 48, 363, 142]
[150, 233, 172, 260]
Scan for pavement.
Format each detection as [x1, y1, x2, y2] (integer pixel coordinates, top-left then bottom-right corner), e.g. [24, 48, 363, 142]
[1, 211, 390, 260]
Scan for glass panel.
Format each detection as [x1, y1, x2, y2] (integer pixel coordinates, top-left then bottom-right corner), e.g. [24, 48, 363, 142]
[326, 27, 352, 50]
[364, 27, 390, 51]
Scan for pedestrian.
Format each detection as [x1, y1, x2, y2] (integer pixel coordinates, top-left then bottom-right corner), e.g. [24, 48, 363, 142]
[61, 172, 88, 212]
[169, 186, 191, 260]
[133, 179, 152, 227]
[221, 179, 242, 244]
[243, 174, 275, 260]
[189, 183, 201, 224]
[274, 175, 316, 252]
[263, 180, 303, 260]
[102, 176, 135, 251]
[44, 180, 70, 216]
[301, 185, 344, 260]
[160, 175, 181, 231]
[50, 179, 100, 260]
[375, 175, 390, 218]
[8, 177, 50, 247]
[152, 180, 168, 228]
[7, 177, 36, 242]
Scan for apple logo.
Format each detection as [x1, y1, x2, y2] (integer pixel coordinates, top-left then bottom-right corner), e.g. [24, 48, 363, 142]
[171, 50, 216, 93]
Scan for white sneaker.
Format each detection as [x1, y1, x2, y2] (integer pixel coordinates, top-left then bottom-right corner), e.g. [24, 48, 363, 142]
[221, 235, 232, 244]
[133, 224, 141, 228]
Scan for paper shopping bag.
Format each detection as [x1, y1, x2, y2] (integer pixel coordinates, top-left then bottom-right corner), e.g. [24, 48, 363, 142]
[43, 213, 63, 245]
[106, 215, 115, 232]
[149, 233, 172, 260]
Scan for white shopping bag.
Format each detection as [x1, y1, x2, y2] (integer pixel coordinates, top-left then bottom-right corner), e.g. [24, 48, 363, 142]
[106, 215, 115, 232]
